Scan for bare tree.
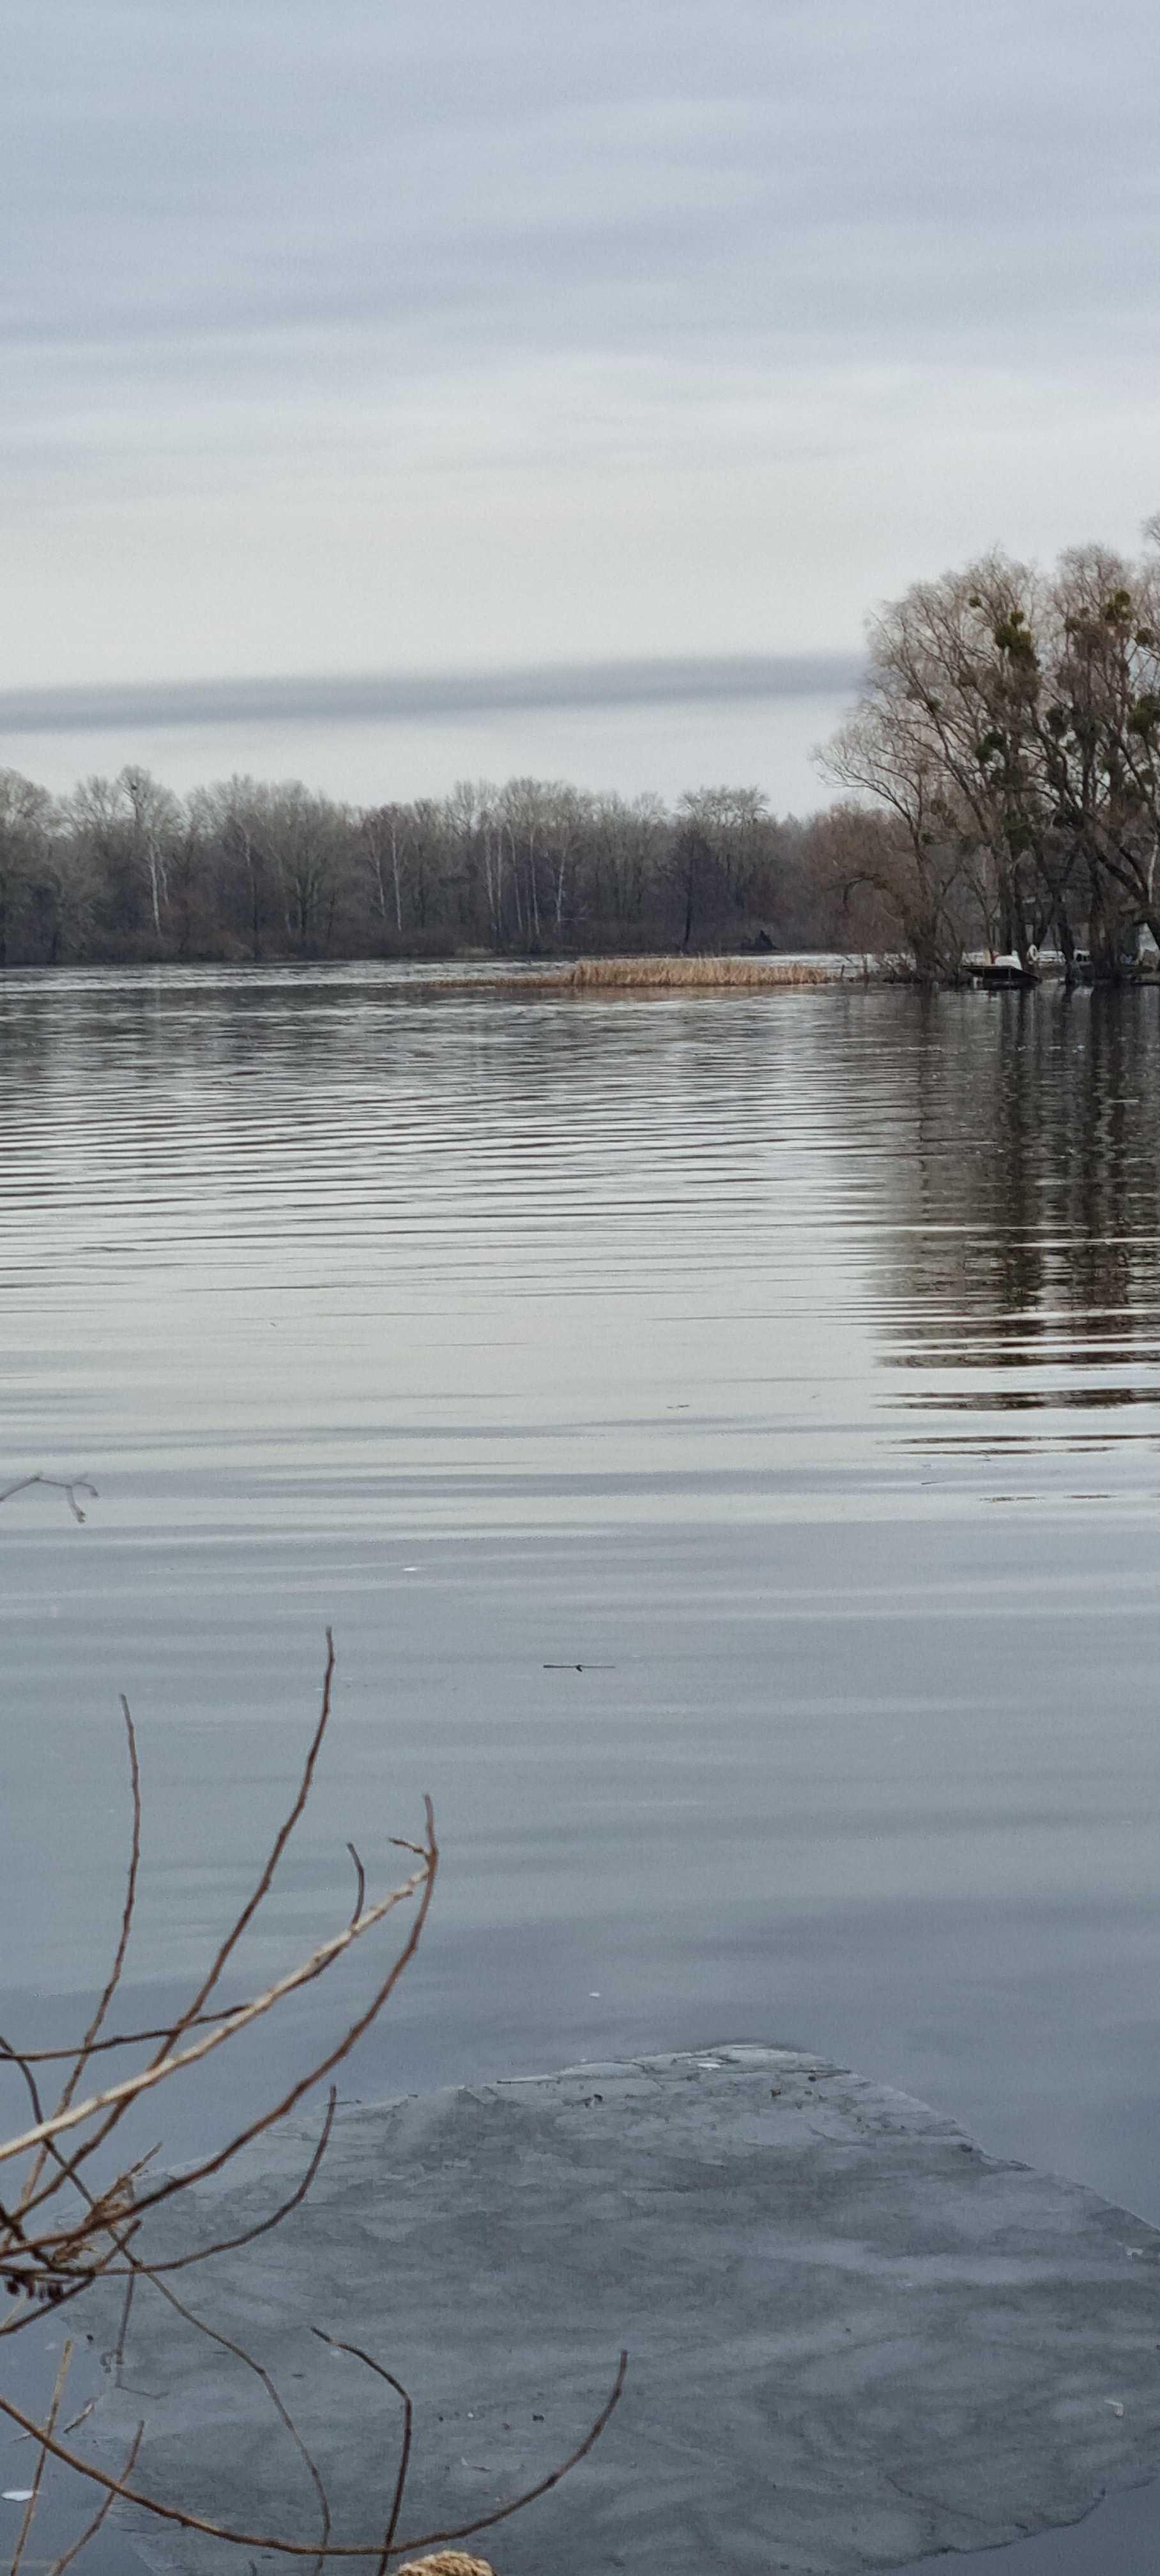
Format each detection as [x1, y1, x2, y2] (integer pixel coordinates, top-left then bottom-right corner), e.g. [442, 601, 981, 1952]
[65, 770, 182, 956]
[0, 773, 57, 970]
[818, 524, 1160, 976]
[119, 767, 181, 944]
[818, 556, 1064, 973]
[190, 778, 276, 960]
[1036, 543, 1160, 966]
[819, 697, 972, 981]
[360, 804, 408, 940]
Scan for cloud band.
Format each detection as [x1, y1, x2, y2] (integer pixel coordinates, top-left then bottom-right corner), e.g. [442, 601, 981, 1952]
[0, 654, 863, 739]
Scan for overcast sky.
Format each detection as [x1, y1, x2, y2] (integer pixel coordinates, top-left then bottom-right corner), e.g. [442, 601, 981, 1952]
[4, 0, 1159, 807]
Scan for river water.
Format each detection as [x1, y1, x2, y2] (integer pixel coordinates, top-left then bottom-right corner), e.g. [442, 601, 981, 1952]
[3, 962, 1160, 2246]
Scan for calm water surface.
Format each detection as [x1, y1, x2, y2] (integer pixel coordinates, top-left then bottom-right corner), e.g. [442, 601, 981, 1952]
[3, 963, 1160, 2248]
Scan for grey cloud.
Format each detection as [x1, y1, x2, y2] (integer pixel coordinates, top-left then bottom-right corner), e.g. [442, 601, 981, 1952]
[5, 0, 1160, 722]
[4, 0, 1159, 358]
[0, 654, 864, 739]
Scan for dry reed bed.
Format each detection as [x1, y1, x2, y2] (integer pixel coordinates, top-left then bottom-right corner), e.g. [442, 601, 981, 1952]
[491, 955, 843, 994]
[570, 954, 839, 988]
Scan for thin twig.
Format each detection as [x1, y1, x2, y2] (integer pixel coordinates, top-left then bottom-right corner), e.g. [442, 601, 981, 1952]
[112, 2273, 135, 2378]
[8, 2338, 70, 2576]
[59, 2402, 96, 2441]
[347, 1846, 367, 1929]
[4, 2153, 155, 2306]
[0, 2035, 45, 2133]
[19, 1699, 141, 2216]
[2, 1856, 429, 2174]
[0, 2353, 627, 2561]
[0, 1476, 97, 1526]
[153, 2275, 332, 2575]
[91, 1807, 436, 2241]
[13, 2106, 336, 2566]
[311, 2334, 411, 2573]
[1, 2005, 252, 2067]
[43, 2424, 143, 2576]
[3, 2097, 333, 2306]
[1, 1630, 623, 2570]
[158, 1630, 339, 2048]
[381, 2350, 628, 2564]
[44, 1634, 342, 2207]
[121, 2092, 337, 2280]
[2, 1982, 367, 2066]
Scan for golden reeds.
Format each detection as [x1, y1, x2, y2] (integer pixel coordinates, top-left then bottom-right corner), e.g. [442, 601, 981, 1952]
[565, 954, 838, 988]
[473, 954, 843, 995]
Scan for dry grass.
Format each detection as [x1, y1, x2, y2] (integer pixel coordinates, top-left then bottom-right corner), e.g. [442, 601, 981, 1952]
[565, 954, 839, 989]
[365, 954, 854, 1000]
[397, 2559, 496, 2575]
[475, 954, 843, 995]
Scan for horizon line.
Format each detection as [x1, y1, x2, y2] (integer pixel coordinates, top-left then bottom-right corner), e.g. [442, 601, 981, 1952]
[0, 652, 864, 740]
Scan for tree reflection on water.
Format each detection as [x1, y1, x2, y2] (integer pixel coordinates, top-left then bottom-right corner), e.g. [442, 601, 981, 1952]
[880, 988, 1160, 1436]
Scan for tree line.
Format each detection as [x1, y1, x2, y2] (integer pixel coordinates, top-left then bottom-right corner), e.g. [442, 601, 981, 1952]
[0, 769, 869, 968]
[4, 521, 1158, 977]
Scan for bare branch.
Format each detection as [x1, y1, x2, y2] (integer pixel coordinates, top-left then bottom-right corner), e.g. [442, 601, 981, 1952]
[0, 1477, 96, 1526]
[43, 2425, 143, 2576]
[168, 1630, 339, 2044]
[347, 1846, 367, 1930]
[126, 2091, 337, 2280]
[8, 2338, 71, 2576]
[0, 2354, 627, 2561]
[45, 1633, 342, 2205]
[310, 2334, 411, 2574]
[1, 1859, 429, 2174]
[381, 2352, 628, 2564]
[17, 1698, 141, 2217]
[155, 2276, 332, 2574]
[1, 1634, 622, 2573]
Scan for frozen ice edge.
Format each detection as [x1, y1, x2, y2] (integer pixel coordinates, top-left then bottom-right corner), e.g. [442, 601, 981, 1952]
[83, 2045, 1160, 2575]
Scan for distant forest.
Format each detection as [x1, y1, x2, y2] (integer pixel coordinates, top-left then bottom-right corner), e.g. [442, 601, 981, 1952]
[6, 527, 1160, 976]
[0, 769, 875, 969]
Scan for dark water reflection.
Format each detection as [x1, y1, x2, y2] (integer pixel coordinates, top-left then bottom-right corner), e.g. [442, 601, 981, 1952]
[3, 967, 1160, 2256]
[883, 988, 1160, 1428]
